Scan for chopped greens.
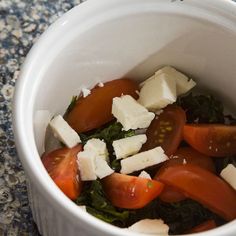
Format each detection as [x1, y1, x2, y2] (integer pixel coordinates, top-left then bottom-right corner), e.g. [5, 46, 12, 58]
[76, 181, 224, 234]
[76, 181, 129, 226]
[80, 121, 135, 171]
[80, 121, 135, 145]
[177, 93, 225, 124]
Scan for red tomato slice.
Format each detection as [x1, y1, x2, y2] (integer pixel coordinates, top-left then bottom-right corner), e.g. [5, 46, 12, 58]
[184, 124, 236, 157]
[158, 185, 186, 203]
[156, 147, 215, 203]
[186, 220, 216, 234]
[171, 147, 215, 173]
[42, 145, 82, 200]
[157, 164, 236, 221]
[102, 173, 164, 209]
[141, 105, 186, 156]
[66, 79, 139, 132]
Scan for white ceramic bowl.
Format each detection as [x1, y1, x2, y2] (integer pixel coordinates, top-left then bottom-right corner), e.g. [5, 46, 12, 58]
[13, 0, 236, 235]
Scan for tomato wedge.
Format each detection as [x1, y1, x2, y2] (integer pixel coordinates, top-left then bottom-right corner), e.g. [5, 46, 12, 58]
[102, 173, 164, 209]
[186, 220, 216, 234]
[141, 105, 186, 156]
[66, 79, 139, 132]
[157, 164, 236, 221]
[42, 145, 82, 200]
[170, 147, 215, 173]
[156, 147, 215, 203]
[184, 124, 236, 157]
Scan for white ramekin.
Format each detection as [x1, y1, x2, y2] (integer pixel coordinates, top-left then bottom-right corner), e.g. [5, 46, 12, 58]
[13, 0, 236, 235]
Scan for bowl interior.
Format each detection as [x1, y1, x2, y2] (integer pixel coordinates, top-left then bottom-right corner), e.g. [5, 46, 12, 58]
[16, 0, 236, 235]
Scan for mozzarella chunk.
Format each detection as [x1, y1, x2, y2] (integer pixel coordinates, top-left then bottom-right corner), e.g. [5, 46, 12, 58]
[81, 88, 91, 97]
[113, 135, 147, 159]
[220, 164, 236, 190]
[128, 219, 169, 235]
[138, 171, 151, 179]
[95, 156, 114, 179]
[138, 73, 176, 111]
[79, 138, 113, 180]
[77, 150, 97, 181]
[120, 147, 168, 174]
[155, 66, 196, 95]
[34, 110, 52, 155]
[112, 95, 155, 131]
[49, 115, 81, 148]
[84, 138, 108, 161]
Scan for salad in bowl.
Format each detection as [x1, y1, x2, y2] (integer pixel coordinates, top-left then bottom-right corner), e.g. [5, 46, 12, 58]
[40, 66, 236, 235]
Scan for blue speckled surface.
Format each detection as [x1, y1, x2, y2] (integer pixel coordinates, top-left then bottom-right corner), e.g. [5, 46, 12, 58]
[0, 1, 85, 235]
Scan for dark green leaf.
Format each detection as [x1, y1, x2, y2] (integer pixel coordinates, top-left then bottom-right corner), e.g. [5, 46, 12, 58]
[75, 181, 129, 226]
[177, 93, 225, 124]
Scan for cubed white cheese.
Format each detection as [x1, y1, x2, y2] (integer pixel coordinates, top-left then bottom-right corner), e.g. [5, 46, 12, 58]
[112, 95, 155, 131]
[34, 110, 52, 155]
[155, 66, 196, 95]
[49, 115, 81, 148]
[84, 138, 108, 161]
[98, 82, 104, 87]
[138, 171, 151, 179]
[120, 147, 168, 174]
[138, 73, 177, 111]
[95, 156, 114, 179]
[81, 88, 91, 97]
[220, 164, 236, 190]
[113, 134, 147, 159]
[77, 150, 97, 181]
[128, 219, 169, 235]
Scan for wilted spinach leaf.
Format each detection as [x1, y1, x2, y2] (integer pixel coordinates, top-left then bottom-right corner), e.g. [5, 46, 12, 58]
[80, 121, 135, 144]
[80, 121, 135, 171]
[76, 181, 129, 226]
[177, 93, 225, 124]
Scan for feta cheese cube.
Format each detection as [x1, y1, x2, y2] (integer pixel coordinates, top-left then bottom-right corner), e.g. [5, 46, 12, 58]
[113, 134, 147, 159]
[77, 150, 97, 181]
[155, 66, 196, 95]
[95, 156, 114, 179]
[138, 171, 151, 179]
[112, 95, 155, 131]
[49, 115, 81, 148]
[220, 164, 236, 190]
[81, 88, 91, 97]
[79, 138, 113, 180]
[138, 73, 177, 111]
[128, 219, 169, 235]
[120, 147, 168, 174]
[84, 138, 108, 161]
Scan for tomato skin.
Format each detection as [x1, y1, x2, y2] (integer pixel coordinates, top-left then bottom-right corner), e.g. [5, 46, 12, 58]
[157, 164, 236, 221]
[184, 124, 236, 157]
[186, 220, 216, 234]
[102, 173, 164, 209]
[141, 105, 186, 156]
[65, 79, 139, 132]
[170, 147, 215, 173]
[156, 147, 215, 203]
[42, 145, 82, 200]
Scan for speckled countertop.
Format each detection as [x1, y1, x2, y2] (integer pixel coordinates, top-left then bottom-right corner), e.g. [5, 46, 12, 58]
[0, 1, 84, 235]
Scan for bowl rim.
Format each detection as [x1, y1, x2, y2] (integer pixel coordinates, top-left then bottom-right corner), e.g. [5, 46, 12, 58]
[13, 0, 236, 235]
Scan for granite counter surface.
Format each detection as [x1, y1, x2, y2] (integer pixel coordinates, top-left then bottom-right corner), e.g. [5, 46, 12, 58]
[0, 1, 84, 235]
